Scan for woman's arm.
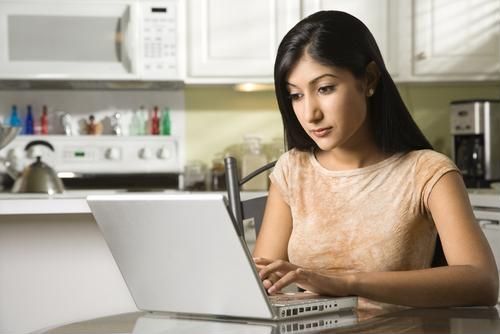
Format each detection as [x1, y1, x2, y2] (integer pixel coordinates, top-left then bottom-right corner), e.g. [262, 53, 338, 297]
[253, 182, 293, 260]
[260, 172, 499, 307]
[349, 171, 499, 306]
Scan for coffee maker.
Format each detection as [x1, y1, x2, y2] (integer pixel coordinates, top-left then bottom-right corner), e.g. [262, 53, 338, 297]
[451, 99, 500, 188]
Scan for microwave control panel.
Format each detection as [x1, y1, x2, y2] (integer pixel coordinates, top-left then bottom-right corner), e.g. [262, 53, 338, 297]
[141, 1, 178, 77]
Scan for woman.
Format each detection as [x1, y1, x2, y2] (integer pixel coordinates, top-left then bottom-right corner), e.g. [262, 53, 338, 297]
[253, 11, 498, 307]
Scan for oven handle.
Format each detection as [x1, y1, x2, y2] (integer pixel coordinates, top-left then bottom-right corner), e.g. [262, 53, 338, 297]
[479, 220, 500, 230]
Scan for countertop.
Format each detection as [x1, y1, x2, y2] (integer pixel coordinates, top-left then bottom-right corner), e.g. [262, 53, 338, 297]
[0, 190, 266, 215]
[35, 305, 500, 334]
[0, 190, 169, 215]
[0, 188, 493, 216]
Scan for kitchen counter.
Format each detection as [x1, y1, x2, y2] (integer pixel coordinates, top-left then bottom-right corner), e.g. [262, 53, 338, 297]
[0, 190, 266, 215]
[35, 305, 500, 334]
[0, 190, 173, 214]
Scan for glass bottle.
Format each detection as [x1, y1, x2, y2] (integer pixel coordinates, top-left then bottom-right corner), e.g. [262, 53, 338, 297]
[8, 105, 21, 127]
[151, 106, 160, 135]
[241, 135, 268, 191]
[24, 105, 34, 135]
[161, 107, 171, 135]
[40, 105, 49, 135]
[139, 106, 148, 135]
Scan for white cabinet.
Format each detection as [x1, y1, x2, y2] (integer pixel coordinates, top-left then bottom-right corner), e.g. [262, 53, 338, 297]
[186, 0, 300, 83]
[301, 0, 400, 77]
[184, 0, 500, 84]
[413, 0, 500, 80]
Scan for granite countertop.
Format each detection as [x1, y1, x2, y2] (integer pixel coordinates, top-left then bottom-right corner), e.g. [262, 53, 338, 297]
[35, 305, 500, 334]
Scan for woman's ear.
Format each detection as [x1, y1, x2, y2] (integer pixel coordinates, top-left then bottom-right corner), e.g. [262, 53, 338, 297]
[365, 61, 380, 97]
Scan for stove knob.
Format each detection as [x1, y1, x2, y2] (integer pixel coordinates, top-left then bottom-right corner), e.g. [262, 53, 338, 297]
[157, 146, 171, 160]
[139, 147, 153, 160]
[105, 147, 121, 160]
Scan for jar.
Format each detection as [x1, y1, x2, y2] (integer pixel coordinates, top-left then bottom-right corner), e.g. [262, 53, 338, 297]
[184, 160, 207, 191]
[210, 153, 226, 191]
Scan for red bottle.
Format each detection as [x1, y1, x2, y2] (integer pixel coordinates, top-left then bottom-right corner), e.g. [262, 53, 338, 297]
[151, 106, 160, 135]
[41, 105, 49, 135]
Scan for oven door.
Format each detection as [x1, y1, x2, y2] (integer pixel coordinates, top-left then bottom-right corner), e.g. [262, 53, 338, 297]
[0, 1, 137, 80]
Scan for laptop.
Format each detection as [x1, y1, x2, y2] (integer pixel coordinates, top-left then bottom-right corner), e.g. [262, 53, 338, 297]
[87, 193, 357, 320]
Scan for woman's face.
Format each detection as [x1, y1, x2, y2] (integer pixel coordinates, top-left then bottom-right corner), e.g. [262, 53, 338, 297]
[287, 53, 373, 153]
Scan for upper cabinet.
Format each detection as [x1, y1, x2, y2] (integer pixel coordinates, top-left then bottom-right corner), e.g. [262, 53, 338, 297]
[301, 0, 400, 77]
[186, 0, 300, 83]
[184, 0, 500, 84]
[413, 0, 500, 80]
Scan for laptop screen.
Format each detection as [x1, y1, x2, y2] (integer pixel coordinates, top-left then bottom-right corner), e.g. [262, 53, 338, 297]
[87, 193, 273, 319]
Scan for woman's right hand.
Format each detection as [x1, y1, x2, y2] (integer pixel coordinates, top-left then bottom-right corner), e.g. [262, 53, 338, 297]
[253, 257, 283, 289]
[254, 257, 353, 297]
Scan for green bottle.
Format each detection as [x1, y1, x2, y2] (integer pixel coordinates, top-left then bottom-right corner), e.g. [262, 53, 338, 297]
[161, 107, 171, 135]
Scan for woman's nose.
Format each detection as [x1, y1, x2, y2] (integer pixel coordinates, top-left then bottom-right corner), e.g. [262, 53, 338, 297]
[303, 96, 322, 123]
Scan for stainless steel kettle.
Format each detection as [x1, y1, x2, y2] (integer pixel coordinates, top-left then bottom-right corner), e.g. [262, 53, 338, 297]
[9, 140, 65, 194]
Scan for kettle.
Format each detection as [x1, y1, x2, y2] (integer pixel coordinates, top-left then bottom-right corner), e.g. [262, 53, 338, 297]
[7, 140, 65, 194]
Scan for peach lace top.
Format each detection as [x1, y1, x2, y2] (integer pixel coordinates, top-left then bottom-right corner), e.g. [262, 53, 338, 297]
[269, 149, 459, 274]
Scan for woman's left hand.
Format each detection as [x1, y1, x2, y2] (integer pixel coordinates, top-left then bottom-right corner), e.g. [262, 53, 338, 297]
[253, 257, 351, 296]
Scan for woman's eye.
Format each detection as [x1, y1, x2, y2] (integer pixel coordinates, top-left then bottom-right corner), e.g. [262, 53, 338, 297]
[318, 85, 335, 95]
[289, 93, 303, 101]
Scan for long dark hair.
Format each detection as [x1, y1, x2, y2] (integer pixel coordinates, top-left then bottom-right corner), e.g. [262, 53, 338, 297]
[274, 11, 432, 153]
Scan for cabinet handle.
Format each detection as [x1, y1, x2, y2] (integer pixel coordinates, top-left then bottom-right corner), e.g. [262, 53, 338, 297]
[416, 52, 427, 61]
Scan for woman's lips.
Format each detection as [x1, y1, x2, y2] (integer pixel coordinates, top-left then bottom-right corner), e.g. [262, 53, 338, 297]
[311, 127, 332, 138]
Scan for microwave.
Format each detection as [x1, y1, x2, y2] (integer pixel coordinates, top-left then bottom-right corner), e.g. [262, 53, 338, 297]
[0, 0, 183, 80]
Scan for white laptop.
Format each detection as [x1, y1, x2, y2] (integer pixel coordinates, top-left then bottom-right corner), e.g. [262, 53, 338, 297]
[87, 193, 357, 320]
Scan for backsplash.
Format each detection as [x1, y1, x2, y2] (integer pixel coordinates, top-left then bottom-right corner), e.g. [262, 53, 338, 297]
[0, 89, 186, 164]
[185, 83, 500, 165]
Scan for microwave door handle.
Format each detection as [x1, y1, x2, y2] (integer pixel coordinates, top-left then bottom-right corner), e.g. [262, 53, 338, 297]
[120, 6, 134, 74]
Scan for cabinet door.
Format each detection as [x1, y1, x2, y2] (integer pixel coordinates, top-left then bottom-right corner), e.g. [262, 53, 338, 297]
[187, 0, 300, 81]
[414, 0, 500, 77]
[301, 0, 399, 76]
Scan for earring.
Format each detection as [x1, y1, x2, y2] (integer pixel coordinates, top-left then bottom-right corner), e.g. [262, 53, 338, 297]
[367, 88, 374, 97]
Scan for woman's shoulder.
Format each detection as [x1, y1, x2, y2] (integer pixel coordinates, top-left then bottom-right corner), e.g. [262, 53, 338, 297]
[403, 149, 456, 168]
[401, 149, 460, 185]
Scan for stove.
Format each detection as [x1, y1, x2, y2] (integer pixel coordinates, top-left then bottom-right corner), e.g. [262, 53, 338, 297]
[0, 135, 182, 190]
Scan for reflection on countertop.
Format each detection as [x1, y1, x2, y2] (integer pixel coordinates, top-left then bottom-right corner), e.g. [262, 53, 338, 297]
[36, 304, 500, 334]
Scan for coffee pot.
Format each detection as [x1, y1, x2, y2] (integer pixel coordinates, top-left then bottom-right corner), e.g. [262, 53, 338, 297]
[6, 140, 65, 194]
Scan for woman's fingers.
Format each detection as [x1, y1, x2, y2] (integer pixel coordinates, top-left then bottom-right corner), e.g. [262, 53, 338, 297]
[262, 272, 281, 289]
[268, 268, 309, 294]
[253, 258, 304, 292]
[258, 259, 295, 280]
[253, 257, 274, 272]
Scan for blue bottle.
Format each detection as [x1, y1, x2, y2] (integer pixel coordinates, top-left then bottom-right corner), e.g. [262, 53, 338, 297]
[24, 105, 34, 135]
[8, 105, 21, 128]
